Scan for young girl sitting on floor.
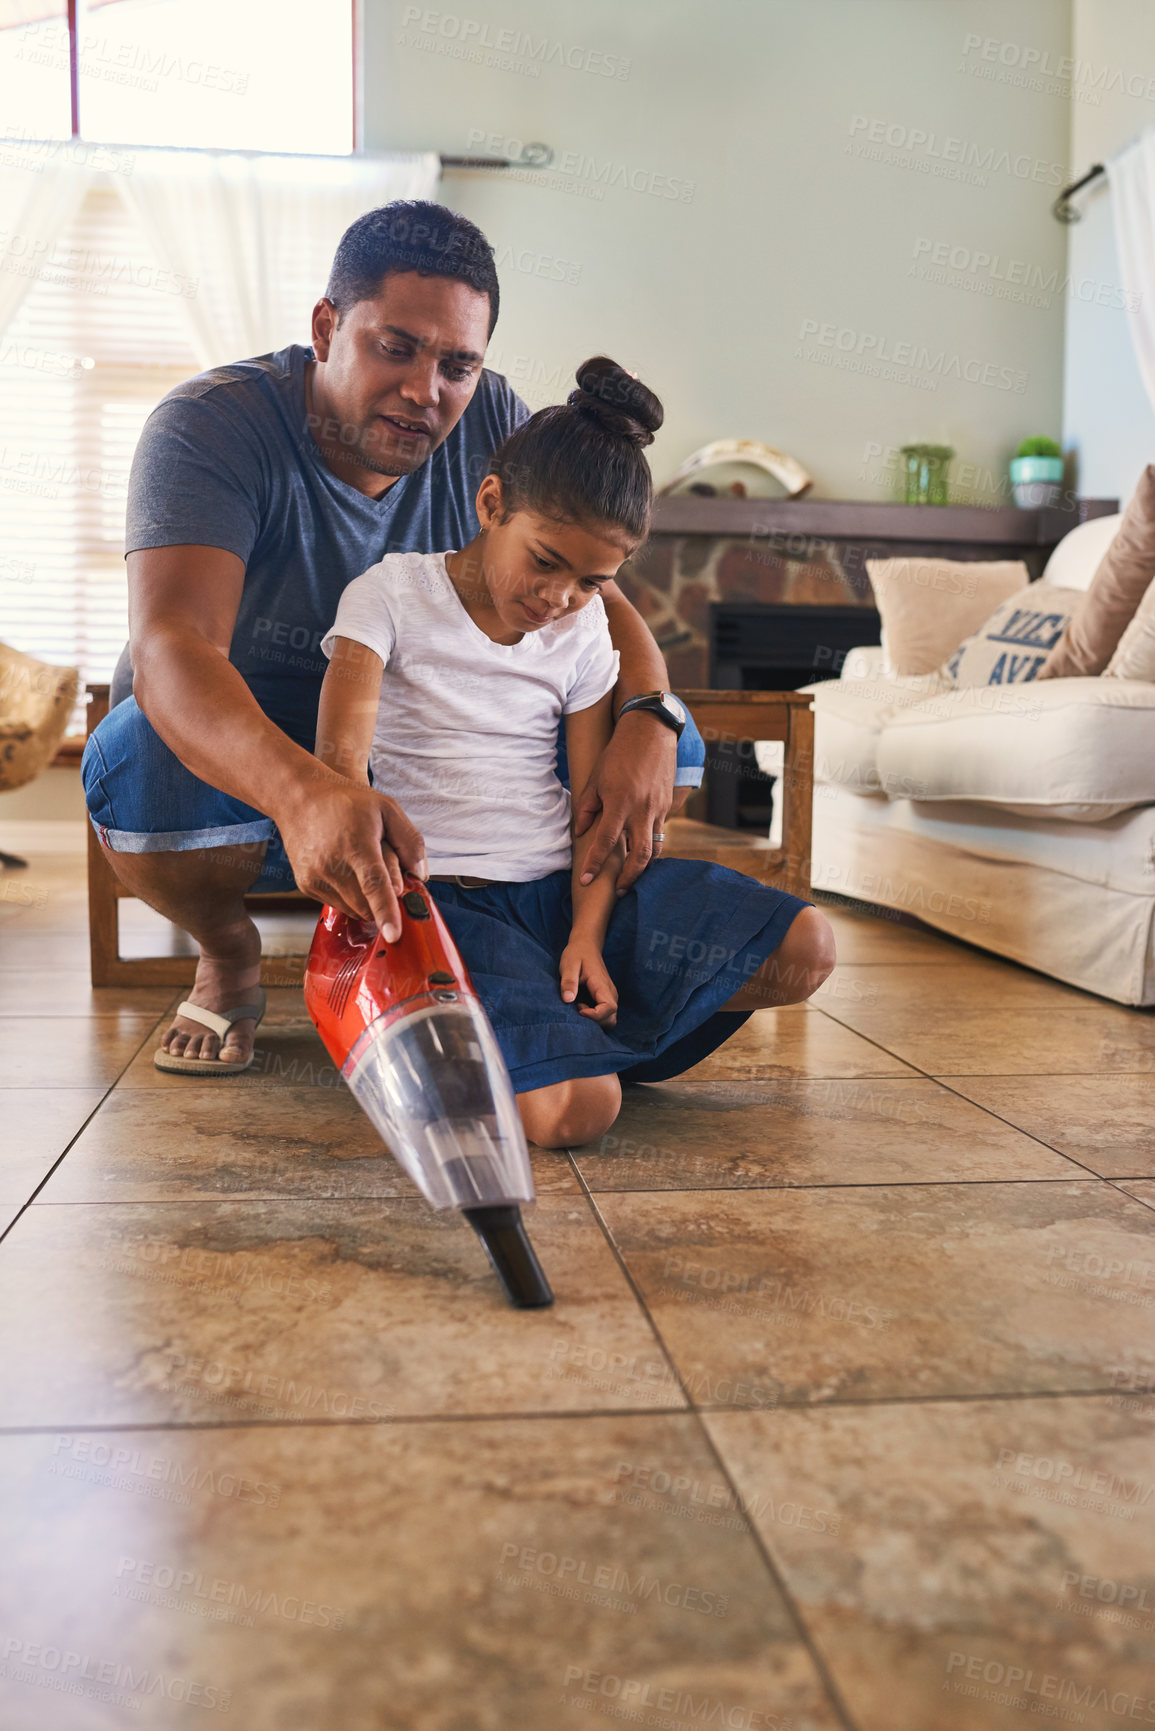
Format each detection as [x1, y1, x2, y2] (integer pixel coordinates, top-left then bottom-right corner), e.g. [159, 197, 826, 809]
[315, 357, 835, 1149]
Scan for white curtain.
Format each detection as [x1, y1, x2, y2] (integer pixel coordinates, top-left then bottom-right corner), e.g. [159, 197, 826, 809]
[117, 149, 442, 369]
[0, 142, 94, 338]
[1109, 130, 1155, 412]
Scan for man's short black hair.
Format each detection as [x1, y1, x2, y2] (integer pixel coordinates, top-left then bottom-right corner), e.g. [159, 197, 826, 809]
[325, 200, 500, 336]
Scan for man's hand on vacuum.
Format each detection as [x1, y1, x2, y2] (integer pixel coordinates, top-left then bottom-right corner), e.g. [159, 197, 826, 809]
[275, 773, 427, 940]
[572, 710, 676, 894]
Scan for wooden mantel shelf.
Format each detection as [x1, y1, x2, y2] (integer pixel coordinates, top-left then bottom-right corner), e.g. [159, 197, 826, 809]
[650, 495, 1118, 544]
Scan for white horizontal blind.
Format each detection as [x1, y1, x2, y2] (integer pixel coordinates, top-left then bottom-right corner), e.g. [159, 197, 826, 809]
[0, 179, 197, 730]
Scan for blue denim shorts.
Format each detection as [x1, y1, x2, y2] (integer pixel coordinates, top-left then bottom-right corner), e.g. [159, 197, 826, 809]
[82, 696, 707, 894]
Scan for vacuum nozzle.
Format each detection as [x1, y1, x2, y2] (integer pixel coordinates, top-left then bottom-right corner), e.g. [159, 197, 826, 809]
[462, 1205, 554, 1309]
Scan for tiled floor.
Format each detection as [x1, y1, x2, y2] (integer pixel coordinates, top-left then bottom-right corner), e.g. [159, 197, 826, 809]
[2, 855, 1155, 1729]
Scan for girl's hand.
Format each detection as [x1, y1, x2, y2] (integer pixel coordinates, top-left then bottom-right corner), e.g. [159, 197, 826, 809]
[559, 939, 619, 1026]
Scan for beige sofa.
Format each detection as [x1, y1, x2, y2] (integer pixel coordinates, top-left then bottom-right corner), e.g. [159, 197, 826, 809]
[788, 513, 1155, 1005]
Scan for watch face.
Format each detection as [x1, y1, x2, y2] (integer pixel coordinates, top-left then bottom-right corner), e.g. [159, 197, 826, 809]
[661, 692, 686, 725]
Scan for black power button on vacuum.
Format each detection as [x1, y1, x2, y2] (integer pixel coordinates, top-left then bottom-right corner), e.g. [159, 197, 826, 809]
[401, 890, 430, 920]
[428, 970, 455, 984]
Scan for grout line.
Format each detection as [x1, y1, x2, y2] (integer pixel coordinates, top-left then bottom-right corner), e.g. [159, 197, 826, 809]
[1, 1381, 1149, 1439]
[805, 1010, 1144, 1179]
[0, 1010, 173, 1249]
[926, 1077, 1126, 1184]
[566, 1154, 864, 1731]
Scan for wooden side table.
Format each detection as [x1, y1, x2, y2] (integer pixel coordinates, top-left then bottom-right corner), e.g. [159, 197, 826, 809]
[85, 685, 318, 987]
[664, 689, 814, 899]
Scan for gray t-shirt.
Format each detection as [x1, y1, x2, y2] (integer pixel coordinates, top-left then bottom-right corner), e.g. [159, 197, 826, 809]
[119, 343, 528, 746]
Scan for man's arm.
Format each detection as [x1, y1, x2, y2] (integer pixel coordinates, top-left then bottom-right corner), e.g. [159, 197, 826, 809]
[128, 545, 425, 939]
[572, 579, 678, 892]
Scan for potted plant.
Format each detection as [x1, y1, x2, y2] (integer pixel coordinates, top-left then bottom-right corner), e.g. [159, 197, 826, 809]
[1010, 437, 1064, 507]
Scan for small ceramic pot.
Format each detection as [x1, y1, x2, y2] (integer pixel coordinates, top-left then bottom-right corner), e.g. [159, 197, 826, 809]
[1010, 454, 1063, 508]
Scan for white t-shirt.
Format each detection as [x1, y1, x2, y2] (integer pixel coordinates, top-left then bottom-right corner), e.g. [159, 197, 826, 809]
[321, 551, 619, 881]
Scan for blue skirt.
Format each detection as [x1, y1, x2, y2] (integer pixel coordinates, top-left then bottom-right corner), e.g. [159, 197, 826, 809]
[428, 861, 809, 1094]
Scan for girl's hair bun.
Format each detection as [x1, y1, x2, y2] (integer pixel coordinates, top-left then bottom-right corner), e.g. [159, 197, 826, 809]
[567, 355, 663, 447]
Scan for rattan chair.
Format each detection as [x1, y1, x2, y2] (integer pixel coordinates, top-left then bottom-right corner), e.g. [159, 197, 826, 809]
[0, 642, 80, 869]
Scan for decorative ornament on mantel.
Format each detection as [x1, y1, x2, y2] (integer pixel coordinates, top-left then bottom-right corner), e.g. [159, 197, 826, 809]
[658, 439, 813, 499]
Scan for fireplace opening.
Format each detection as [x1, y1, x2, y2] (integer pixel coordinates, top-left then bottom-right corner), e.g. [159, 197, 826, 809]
[704, 602, 881, 830]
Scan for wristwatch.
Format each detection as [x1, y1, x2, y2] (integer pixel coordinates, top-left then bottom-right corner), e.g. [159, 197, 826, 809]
[617, 690, 687, 739]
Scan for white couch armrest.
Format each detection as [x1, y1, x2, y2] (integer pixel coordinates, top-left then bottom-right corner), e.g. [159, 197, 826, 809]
[839, 645, 886, 681]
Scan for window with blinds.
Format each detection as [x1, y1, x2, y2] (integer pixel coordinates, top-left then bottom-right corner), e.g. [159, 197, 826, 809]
[0, 179, 198, 729]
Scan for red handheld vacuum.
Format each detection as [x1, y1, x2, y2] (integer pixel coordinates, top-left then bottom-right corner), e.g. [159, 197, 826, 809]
[304, 875, 553, 1309]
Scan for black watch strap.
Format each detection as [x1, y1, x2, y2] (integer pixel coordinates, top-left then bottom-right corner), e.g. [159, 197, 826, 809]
[618, 691, 687, 738]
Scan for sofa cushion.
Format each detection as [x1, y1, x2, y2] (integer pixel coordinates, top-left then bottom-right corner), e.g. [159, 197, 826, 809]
[1105, 568, 1155, 681]
[865, 556, 1028, 676]
[801, 673, 954, 797]
[945, 584, 1084, 685]
[1039, 511, 1122, 590]
[875, 677, 1155, 820]
[1041, 468, 1155, 676]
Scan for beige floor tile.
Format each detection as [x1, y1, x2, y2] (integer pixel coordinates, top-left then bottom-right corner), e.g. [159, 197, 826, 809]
[0, 927, 106, 968]
[816, 901, 968, 964]
[0, 1198, 685, 1426]
[815, 959, 1094, 1014]
[0, 1015, 160, 1088]
[1, 1088, 106, 1203]
[706, 1397, 1155, 1731]
[816, 1002, 1155, 1075]
[681, 1004, 915, 1081]
[594, 1181, 1155, 1407]
[0, 970, 175, 1018]
[942, 1073, 1155, 1184]
[0, 1417, 842, 1731]
[942, 1076, 1155, 1179]
[1117, 1180, 1155, 1212]
[36, 1084, 579, 1202]
[575, 1077, 1078, 1189]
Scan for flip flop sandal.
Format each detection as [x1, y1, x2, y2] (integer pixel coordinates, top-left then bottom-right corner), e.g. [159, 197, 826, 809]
[153, 987, 267, 1076]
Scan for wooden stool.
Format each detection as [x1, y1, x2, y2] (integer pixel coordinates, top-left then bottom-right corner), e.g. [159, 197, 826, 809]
[85, 685, 318, 988]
